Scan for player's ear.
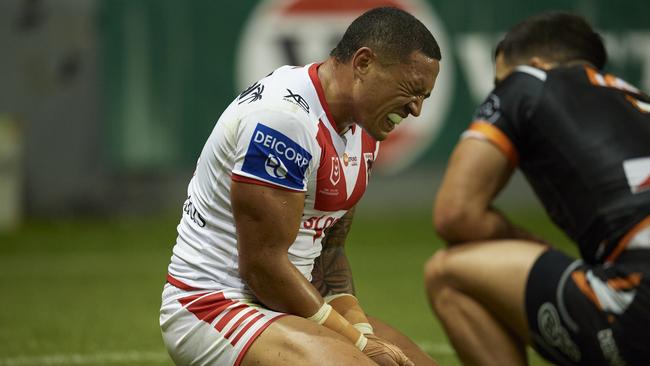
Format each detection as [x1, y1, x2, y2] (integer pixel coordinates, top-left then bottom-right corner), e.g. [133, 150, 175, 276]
[351, 47, 375, 77]
[529, 56, 556, 70]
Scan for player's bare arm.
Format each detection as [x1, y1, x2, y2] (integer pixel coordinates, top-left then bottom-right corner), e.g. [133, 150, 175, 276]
[311, 206, 418, 366]
[233, 180, 414, 366]
[312, 206, 357, 296]
[231, 181, 325, 316]
[434, 138, 542, 244]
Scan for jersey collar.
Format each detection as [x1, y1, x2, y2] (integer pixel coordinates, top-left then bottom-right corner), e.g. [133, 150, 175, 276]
[308, 63, 345, 134]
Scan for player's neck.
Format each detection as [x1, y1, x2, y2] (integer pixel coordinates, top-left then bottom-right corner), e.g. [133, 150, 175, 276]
[318, 58, 356, 134]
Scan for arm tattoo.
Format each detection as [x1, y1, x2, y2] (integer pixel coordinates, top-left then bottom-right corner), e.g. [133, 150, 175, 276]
[311, 207, 356, 296]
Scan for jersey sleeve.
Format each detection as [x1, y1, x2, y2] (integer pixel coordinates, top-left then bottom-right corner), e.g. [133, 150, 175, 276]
[462, 66, 545, 166]
[231, 109, 317, 192]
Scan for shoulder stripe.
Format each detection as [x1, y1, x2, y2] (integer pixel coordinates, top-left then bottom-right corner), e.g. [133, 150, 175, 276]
[463, 121, 519, 166]
[231, 173, 305, 192]
[605, 215, 650, 263]
[571, 271, 603, 310]
[514, 65, 547, 81]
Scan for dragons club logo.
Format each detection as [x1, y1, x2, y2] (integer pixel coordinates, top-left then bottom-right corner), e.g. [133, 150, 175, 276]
[237, 0, 453, 174]
[330, 156, 341, 185]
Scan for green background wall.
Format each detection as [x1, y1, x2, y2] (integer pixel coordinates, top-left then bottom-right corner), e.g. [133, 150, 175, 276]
[100, 0, 650, 170]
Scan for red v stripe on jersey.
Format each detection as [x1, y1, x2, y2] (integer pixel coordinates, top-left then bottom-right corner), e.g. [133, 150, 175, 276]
[314, 120, 377, 211]
[315, 120, 348, 211]
[345, 131, 376, 207]
[308, 63, 340, 133]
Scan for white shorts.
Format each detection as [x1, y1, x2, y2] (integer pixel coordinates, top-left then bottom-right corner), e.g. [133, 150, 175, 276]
[160, 282, 287, 366]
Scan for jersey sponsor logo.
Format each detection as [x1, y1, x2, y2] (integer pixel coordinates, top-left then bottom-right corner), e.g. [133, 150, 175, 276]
[182, 195, 206, 227]
[283, 88, 310, 113]
[342, 152, 358, 167]
[264, 153, 288, 179]
[242, 123, 312, 189]
[474, 93, 501, 123]
[597, 329, 626, 366]
[537, 302, 581, 362]
[303, 215, 339, 241]
[623, 157, 650, 194]
[238, 81, 265, 104]
[364, 152, 375, 175]
[236, 0, 453, 174]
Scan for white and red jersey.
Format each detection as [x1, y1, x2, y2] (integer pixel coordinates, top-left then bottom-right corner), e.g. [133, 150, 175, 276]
[167, 63, 379, 297]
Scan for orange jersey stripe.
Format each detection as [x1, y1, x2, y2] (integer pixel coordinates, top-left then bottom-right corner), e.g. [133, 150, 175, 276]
[607, 272, 643, 291]
[585, 65, 603, 86]
[467, 121, 519, 166]
[604, 74, 618, 87]
[605, 215, 650, 263]
[571, 271, 602, 310]
[625, 95, 650, 114]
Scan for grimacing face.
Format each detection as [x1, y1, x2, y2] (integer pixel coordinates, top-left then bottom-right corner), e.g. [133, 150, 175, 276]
[353, 51, 440, 141]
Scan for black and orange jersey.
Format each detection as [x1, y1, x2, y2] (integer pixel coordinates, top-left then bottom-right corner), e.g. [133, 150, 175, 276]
[467, 64, 650, 264]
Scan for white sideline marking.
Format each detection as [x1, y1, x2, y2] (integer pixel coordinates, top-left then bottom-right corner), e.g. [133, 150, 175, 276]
[0, 343, 454, 365]
[0, 351, 169, 366]
[417, 341, 456, 355]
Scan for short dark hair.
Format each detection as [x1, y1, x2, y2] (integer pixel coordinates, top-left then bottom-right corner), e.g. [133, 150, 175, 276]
[496, 11, 607, 70]
[330, 7, 441, 63]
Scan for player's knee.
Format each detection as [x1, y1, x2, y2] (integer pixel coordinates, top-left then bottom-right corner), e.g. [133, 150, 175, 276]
[424, 249, 451, 294]
[292, 338, 372, 366]
[424, 251, 462, 317]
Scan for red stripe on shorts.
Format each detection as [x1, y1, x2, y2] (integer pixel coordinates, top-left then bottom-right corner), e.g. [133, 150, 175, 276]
[223, 309, 259, 340]
[230, 313, 265, 346]
[214, 304, 249, 332]
[178, 292, 235, 324]
[233, 314, 289, 366]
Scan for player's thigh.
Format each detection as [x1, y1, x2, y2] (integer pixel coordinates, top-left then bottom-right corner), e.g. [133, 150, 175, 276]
[368, 316, 438, 366]
[526, 249, 648, 366]
[425, 240, 547, 339]
[241, 315, 376, 366]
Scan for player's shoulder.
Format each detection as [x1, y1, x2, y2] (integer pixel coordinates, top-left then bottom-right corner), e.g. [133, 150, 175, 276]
[234, 66, 323, 148]
[474, 66, 546, 123]
[237, 64, 321, 124]
[495, 66, 546, 104]
[501, 65, 547, 91]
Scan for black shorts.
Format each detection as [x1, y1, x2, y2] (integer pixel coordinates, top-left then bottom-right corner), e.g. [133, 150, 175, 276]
[525, 249, 650, 366]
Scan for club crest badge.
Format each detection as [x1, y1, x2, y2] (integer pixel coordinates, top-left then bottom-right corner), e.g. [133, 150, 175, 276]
[330, 156, 341, 185]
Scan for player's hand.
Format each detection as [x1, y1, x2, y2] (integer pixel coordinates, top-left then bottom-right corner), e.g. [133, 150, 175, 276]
[363, 334, 415, 366]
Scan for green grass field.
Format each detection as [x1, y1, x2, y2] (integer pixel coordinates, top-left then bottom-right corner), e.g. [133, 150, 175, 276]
[0, 205, 577, 365]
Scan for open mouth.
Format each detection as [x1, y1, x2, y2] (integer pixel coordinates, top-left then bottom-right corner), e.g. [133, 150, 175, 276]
[387, 113, 404, 125]
[383, 117, 396, 132]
